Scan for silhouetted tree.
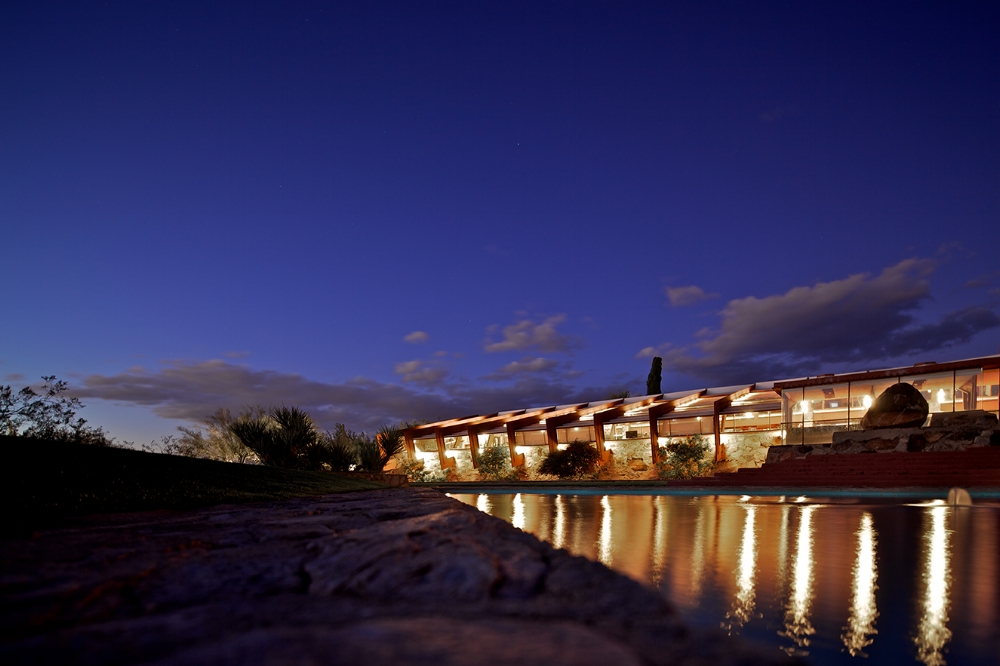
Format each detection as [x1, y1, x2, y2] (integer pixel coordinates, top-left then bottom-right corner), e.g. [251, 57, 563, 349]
[646, 356, 662, 395]
[0, 376, 113, 445]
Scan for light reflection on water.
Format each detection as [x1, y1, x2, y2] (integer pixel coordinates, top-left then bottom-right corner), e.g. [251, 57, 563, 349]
[783, 504, 817, 653]
[450, 492, 1000, 666]
[915, 506, 951, 666]
[842, 512, 878, 657]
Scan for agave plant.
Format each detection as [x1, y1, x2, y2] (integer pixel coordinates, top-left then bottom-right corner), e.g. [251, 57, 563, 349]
[375, 424, 405, 470]
[228, 406, 322, 469]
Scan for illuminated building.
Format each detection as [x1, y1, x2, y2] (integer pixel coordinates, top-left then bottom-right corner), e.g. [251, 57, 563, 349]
[403, 355, 1000, 472]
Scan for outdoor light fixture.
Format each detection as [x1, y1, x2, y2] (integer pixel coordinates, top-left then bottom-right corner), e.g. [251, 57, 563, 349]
[799, 400, 810, 414]
[863, 395, 873, 410]
[937, 389, 946, 404]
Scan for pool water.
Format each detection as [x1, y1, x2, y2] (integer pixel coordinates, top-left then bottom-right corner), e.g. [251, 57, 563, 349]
[449, 492, 1000, 666]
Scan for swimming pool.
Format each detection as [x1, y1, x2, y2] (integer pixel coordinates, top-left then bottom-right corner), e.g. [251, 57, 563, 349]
[450, 491, 1000, 666]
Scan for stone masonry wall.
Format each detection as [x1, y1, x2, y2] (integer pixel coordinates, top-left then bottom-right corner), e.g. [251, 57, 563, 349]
[766, 410, 999, 465]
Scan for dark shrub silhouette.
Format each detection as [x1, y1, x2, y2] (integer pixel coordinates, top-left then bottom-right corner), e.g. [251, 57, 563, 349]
[539, 441, 601, 479]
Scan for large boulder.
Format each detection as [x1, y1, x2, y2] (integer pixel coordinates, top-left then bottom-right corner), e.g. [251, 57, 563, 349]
[860, 382, 929, 429]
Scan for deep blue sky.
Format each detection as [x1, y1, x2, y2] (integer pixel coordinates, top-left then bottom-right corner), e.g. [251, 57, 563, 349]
[2, 1, 998, 442]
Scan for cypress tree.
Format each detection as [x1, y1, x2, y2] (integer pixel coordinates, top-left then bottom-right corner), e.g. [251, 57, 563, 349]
[646, 356, 662, 395]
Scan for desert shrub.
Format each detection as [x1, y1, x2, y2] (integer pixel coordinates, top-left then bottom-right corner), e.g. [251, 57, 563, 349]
[1, 376, 115, 446]
[477, 444, 516, 481]
[353, 424, 406, 472]
[229, 406, 321, 469]
[539, 441, 601, 479]
[320, 424, 359, 471]
[393, 457, 430, 482]
[354, 433, 382, 472]
[656, 434, 713, 480]
[166, 408, 259, 463]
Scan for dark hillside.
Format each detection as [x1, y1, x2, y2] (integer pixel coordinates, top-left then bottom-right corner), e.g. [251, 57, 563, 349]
[0, 436, 383, 533]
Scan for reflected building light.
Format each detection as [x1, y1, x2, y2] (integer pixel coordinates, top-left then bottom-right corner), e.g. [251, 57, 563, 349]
[476, 493, 489, 514]
[691, 503, 707, 598]
[777, 504, 791, 593]
[936, 389, 946, 406]
[651, 496, 668, 585]
[915, 506, 952, 666]
[784, 505, 817, 651]
[799, 400, 810, 414]
[512, 493, 525, 530]
[553, 494, 566, 550]
[842, 512, 879, 657]
[599, 495, 613, 566]
[727, 504, 758, 631]
[863, 394, 873, 410]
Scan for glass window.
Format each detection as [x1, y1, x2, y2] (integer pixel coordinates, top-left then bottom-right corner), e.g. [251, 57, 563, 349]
[444, 435, 469, 450]
[904, 371, 956, 414]
[557, 426, 594, 443]
[977, 368, 999, 415]
[722, 410, 779, 432]
[955, 368, 982, 412]
[514, 430, 547, 446]
[850, 378, 902, 421]
[804, 384, 850, 428]
[660, 416, 714, 436]
[604, 423, 651, 441]
[477, 432, 507, 447]
[414, 438, 437, 453]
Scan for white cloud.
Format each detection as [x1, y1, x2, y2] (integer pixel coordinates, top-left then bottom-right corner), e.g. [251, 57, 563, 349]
[393, 359, 449, 385]
[664, 285, 718, 307]
[403, 331, 429, 344]
[485, 356, 559, 380]
[483, 315, 577, 353]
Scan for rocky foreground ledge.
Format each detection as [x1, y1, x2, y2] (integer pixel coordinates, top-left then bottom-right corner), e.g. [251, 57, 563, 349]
[1, 489, 798, 666]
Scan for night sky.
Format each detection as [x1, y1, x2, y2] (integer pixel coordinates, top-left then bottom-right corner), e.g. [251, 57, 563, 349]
[2, 2, 998, 443]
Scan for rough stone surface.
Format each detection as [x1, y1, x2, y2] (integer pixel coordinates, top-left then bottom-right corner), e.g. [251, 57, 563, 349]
[716, 432, 779, 473]
[0, 489, 797, 666]
[766, 411, 999, 464]
[859, 382, 929, 429]
[929, 410, 999, 429]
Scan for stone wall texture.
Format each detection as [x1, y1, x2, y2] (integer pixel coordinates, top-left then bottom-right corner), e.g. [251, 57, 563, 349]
[1, 488, 798, 666]
[767, 410, 999, 464]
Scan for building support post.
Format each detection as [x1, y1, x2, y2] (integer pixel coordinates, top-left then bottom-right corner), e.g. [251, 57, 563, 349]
[403, 430, 417, 460]
[467, 427, 480, 469]
[435, 430, 456, 469]
[545, 421, 559, 452]
[505, 423, 525, 467]
[593, 415, 612, 464]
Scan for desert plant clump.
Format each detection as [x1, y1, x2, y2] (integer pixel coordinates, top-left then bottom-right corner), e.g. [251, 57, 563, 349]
[477, 444, 519, 481]
[164, 408, 259, 464]
[320, 423, 359, 471]
[392, 456, 430, 482]
[225, 408, 405, 473]
[1, 376, 115, 446]
[656, 434, 713, 480]
[538, 440, 602, 479]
